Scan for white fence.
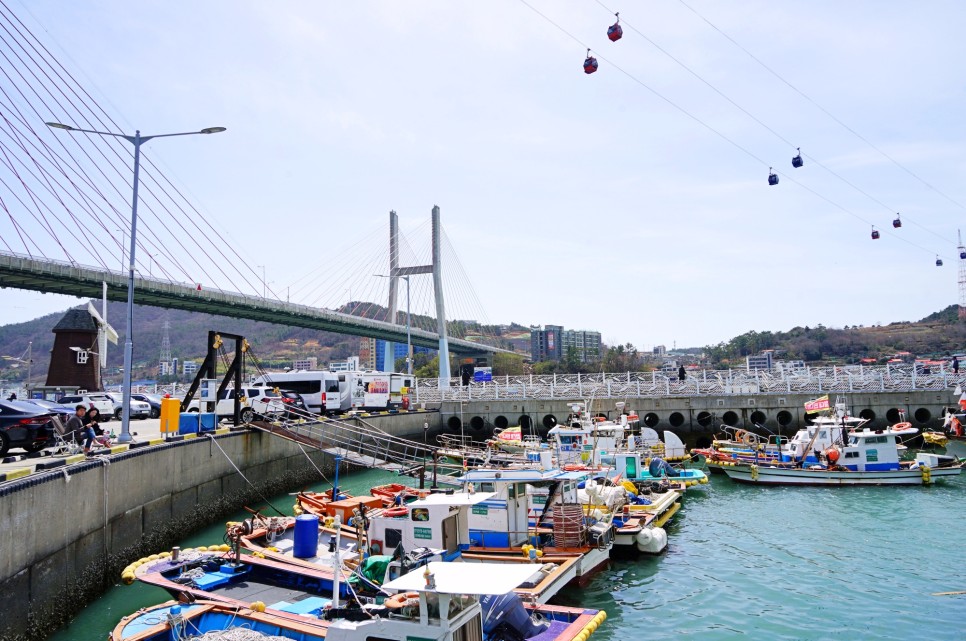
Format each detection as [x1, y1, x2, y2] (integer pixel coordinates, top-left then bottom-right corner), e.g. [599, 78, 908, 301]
[412, 364, 964, 403]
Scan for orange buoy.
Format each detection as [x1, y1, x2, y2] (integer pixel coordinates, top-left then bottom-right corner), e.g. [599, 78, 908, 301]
[824, 448, 840, 464]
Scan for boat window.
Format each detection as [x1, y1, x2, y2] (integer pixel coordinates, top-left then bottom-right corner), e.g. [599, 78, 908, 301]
[478, 482, 495, 493]
[844, 451, 859, 458]
[411, 508, 430, 522]
[819, 431, 827, 438]
[384, 528, 402, 549]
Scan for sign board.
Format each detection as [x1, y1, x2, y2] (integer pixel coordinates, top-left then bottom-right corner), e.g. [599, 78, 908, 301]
[473, 367, 493, 383]
[472, 505, 489, 515]
[413, 527, 432, 540]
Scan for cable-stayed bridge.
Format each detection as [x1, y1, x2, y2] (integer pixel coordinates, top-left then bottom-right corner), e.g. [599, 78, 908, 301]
[0, 2, 506, 371]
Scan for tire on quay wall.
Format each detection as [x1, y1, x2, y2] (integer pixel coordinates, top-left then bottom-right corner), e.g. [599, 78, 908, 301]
[722, 411, 739, 427]
[643, 413, 660, 428]
[542, 414, 558, 429]
[470, 416, 485, 431]
[750, 410, 766, 426]
[777, 410, 793, 427]
[914, 408, 932, 424]
[696, 411, 713, 427]
[669, 412, 685, 428]
[859, 409, 876, 422]
[885, 408, 902, 424]
[494, 416, 509, 430]
[447, 416, 462, 431]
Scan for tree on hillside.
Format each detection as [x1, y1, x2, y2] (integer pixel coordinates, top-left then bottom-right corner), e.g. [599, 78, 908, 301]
[493, 352, 526, 376]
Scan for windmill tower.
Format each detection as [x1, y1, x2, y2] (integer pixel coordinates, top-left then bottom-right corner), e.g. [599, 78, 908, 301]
[159, 319, 173, 375]
[959, 230, 966, 321]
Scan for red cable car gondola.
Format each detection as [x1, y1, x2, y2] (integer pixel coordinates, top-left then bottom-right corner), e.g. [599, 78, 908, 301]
[583, 49, 598, 74]
[871, 226, 880, 240]
[892, 214, 901, 228]
[768, 168, 778, 186]
[607, 13, 623, 42]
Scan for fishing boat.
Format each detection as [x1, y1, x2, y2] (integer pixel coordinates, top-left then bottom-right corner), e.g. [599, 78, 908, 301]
[922, 410, 966, 458]
[487, 425, 548, 454]
[459, 466, 614, 580]
[110, 600, 330, 640]
[114, 562, 607, 641]
[721, 424, 963, 486]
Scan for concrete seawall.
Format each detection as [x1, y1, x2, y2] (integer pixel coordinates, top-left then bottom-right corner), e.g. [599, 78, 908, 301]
[0, 410, 442, 641]
[440, 391, 959, 442]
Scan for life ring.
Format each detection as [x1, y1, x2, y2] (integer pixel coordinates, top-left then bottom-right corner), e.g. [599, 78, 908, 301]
[385, 591, 420, 609]
[734, 429, 746, 443]
[383, 507, 408, 518]
[893, 422, 912, 431]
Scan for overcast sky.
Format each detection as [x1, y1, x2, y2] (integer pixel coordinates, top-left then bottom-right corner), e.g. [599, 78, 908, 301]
[1, 0, 965, 349]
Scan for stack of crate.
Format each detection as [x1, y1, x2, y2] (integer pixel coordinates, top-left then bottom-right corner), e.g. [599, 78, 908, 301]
[552, 504, 586, 548]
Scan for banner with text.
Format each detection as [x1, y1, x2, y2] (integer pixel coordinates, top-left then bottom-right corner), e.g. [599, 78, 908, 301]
[804, 395, 830, 413]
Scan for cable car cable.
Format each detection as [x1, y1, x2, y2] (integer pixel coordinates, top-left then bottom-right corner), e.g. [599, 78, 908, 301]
[517, 0, 951, 262]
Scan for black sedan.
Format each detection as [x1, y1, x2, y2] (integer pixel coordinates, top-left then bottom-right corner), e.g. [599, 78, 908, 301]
[0, 400, 54, 456]
[278, 391, 309, 418]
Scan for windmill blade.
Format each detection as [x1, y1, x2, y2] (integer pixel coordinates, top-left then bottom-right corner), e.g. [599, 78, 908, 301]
[87, 302, 119, 344]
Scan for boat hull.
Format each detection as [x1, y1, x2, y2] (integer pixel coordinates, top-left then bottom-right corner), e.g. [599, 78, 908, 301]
[723, 464, 962, 486]
[944, 437, 966, 459]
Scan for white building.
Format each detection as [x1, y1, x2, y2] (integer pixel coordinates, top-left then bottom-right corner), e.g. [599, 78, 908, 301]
[746, 352, 774, 371]
[293, 357, 318, 371]
[330, 356, 360, 372]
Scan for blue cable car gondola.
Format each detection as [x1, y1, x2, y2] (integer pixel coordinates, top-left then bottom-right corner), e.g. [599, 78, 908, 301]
[583, 49, 598, 74]
[768, 168, 779, 185]
[960, 250, 966, 260]
[607, 13, 623, 42]
[792, 147, 803, 168]
[892, 214, 901, 228]
[871, 227, 880, 240]
[936, 255, 944, 267]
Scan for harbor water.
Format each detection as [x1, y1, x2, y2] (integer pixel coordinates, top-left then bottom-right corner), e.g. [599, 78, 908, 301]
[50, 466, 966, 641]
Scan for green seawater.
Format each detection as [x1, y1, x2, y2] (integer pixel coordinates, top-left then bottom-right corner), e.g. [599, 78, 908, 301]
[50, 467, 966, 641]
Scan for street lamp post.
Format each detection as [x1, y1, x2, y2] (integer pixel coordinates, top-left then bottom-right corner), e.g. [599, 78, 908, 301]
[374, 274, 412, 374]
[46, 122, 225, 443]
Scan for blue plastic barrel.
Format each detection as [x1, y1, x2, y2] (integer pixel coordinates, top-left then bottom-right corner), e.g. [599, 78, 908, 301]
[293, 514, 319, 558]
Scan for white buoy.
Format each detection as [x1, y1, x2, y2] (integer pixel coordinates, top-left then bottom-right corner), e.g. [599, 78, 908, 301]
[635, 527, 668, 554]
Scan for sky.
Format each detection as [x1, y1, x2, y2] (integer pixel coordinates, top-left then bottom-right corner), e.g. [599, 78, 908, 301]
[1, 0, 965, 350]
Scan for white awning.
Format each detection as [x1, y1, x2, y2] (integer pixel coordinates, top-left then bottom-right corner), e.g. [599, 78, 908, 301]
[406, 491, 496, 507]
[382, 562, 544, 595]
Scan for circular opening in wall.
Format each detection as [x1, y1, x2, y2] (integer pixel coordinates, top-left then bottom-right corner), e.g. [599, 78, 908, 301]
[447, 416, 462, 431]
[643, 412, 660, 428]
[695, 435, 712, 448]
[885, 408, 901, 424]
[722, 411, 738, 426]
[777, 410, 792, 426]
[470, 416, 485, 431]
[669, 412, 685, 427]
[519, 415, 533, 430]
[859, 409, 876, 422]
[750, 410, 766, 426]
[914, 408, 931, 424]
[494, 415, 509, 430]
[696, 411, 712, 427]
[542, 414, 558, 429]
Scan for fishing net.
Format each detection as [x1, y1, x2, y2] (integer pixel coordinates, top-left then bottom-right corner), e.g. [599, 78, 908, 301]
[186, 629, 295, 640]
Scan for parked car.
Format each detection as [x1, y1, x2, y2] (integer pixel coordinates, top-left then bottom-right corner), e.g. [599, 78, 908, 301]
[21, 398, 73, 424]
[57, 393, 115, 420]
[251, 389, 309, 419]
[130, 393, 163, 418]
[0, 399, 54, 456]
[186, 387, 258, 423]
[105, 393, 151, 420]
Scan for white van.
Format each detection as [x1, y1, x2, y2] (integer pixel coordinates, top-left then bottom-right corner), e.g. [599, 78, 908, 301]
[344, 371, 413, 411]
[252, 371, 341, 415]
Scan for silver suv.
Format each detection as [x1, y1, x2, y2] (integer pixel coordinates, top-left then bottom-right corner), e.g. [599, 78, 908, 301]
[57, 393, 115, 420]
[105, 392, 151, 420]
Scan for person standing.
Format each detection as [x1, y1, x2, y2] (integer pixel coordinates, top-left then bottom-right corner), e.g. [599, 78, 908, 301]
[678, 365, 686, 382]
[953, 356, 959, 374]
[65, 404, 95, 454]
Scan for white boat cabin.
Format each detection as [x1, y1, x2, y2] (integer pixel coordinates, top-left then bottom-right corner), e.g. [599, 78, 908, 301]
[366, 492, 494, 562]
[835, 426, 913, 472]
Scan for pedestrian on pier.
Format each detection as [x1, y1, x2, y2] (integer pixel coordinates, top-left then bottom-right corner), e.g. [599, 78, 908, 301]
[66, 404, 95, 454]
[678, 366, 686, 382]
[953, 356, 959, 374]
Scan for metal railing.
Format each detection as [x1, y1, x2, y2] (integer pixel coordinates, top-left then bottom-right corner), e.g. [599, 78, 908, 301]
[413, 364, 964, 402]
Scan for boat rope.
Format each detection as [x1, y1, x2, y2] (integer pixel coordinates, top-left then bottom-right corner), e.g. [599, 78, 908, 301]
[205, 435, 286, 516]
[294, 438, 331, 484]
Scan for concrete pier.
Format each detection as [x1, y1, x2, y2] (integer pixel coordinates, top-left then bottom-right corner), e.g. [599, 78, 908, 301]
[439, 390, 958, 442]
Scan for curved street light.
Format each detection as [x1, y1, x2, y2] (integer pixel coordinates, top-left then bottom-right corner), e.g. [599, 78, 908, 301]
[46, 122, 225, 443]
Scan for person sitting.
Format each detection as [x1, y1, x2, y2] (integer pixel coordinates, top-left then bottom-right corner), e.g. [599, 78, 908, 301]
[84, 407, 111, 449]
[65, 405, 96, 454]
